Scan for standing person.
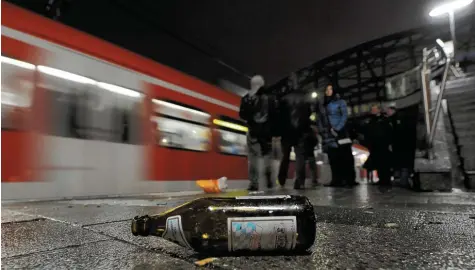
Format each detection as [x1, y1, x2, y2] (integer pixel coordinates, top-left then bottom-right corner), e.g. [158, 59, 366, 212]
[305, 120, 319, 187]
[320, 84, 356, 187]
[386, 105, 415, 188]
[277, 73, 314, 189]
[366, 104, 394, 191]
[239, 75, 278, 191]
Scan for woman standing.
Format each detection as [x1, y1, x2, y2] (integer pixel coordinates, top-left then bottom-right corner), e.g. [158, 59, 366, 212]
[320, 84, 356, 187]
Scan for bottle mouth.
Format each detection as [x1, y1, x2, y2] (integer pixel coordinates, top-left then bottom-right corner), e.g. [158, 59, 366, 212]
[131, 215, 151, 236]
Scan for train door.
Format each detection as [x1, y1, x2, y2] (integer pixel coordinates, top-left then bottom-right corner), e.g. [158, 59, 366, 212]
[148, 98, 212, 185]
[1, 55, 38, 183]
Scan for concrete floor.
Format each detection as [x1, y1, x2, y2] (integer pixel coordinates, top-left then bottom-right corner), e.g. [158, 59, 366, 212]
[2, 185, 475, 269]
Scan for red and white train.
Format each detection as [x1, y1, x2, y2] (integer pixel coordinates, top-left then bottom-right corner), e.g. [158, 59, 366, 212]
[1, 2, 307, 200]
[2, 3, 370, 200]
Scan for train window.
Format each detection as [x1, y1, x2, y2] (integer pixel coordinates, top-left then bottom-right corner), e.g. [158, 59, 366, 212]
[38, 65, 143, 144]
[1, 56, 36, 131]
[213, 116, 247, 156]
[152, 99, 211, 152]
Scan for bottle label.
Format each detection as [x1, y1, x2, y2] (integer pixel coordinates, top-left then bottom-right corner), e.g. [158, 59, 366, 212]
[162, 215, 192, 249]
[235, 195, 291, 200]
[227, 216, 297, 251]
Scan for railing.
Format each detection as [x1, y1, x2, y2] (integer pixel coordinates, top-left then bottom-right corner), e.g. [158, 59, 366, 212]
[385, 41, 464, 160]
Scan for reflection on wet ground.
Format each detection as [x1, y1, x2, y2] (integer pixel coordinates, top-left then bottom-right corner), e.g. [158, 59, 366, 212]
[2, 185, 475, 269]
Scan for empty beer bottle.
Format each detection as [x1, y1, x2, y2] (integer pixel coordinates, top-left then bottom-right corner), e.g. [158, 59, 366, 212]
[131, 195, 316, 254]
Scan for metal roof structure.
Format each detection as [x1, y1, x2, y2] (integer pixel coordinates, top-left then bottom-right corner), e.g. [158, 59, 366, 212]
[269, 15, 475, 115]
[6, 0, 475, 97]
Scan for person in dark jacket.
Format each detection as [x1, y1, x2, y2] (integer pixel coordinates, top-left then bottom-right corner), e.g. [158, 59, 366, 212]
[277, 73, 315, 189]
[239, 75, 278, 191]
[365, 104, 394, 191]
[320, 83, 356, 187]
[385, 105, 415, 188]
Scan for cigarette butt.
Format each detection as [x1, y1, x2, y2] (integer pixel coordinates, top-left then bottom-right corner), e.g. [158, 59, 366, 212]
[194, 257, 218, 266]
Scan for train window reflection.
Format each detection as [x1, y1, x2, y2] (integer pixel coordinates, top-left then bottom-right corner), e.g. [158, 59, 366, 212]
[1, 56, 35, 70]
[1, 59, 35, 131]
[38, 65, 96, 84]
[152, 99, 210, 152]
[152, 99, 210, 125]
[39, 68, 142, 144]
[214, 116, 247, 156]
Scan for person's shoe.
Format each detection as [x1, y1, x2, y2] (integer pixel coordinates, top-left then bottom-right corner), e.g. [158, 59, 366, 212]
[311, 182, 320, 188]
[277, 178, 286, 188]
[378, 184, 392, 193]
[247, 185, 258, 191]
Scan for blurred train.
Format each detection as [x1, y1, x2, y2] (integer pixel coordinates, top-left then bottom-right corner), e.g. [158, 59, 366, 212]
[1, 3, 368, 201]
[2, 2, 258, 200]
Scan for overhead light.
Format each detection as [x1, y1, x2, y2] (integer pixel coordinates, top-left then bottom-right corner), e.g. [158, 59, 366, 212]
[316, 161, 324, 165]
[97, 82, 141, 98]
[1, 56, 35, 70]
[352, 151, 357, 155]
[436, 38, 445, 47]
[311, 92, 318, 98]
[429, 0, 473, 17]
[38, 65, 96, 84]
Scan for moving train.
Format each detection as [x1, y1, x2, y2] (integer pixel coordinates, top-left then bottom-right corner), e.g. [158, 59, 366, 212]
[1, 2, 253, 200]
[1, 2, 311, 200]
[2, 3, 370, 201]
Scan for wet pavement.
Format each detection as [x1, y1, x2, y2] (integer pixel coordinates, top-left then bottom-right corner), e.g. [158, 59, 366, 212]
[2, 185, 475, 269]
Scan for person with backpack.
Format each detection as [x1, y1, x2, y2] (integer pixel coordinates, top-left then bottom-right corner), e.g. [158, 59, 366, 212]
[239, 75, 278, 191]
[277, 73, 315, 189]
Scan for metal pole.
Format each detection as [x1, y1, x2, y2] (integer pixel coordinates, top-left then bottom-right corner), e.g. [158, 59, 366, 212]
[449, 11, 457, 66]
[421, 48, 432, 141]
[429, 58, 451, 147]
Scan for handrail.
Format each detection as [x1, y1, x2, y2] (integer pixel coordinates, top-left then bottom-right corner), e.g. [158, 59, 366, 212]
[385, 40, 464, 160]
[428, 57, 451, 147]
[420, 42, 464, 159]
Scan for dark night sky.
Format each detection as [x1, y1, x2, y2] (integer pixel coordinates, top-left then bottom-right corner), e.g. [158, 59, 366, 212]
[8, 0, 475, 88]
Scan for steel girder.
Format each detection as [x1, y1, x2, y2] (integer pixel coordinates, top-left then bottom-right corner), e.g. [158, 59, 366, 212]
[270, 15, 475, 114]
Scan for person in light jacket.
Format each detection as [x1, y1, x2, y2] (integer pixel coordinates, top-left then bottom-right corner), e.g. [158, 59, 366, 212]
[320, 83, 356, 187]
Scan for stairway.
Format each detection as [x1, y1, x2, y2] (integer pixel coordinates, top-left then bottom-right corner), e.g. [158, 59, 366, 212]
[445, 75, 475, 189]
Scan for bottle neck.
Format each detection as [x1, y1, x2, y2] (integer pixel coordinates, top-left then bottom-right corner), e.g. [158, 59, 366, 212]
[148, 215, 167, 237]
[132, 214, 167, 237]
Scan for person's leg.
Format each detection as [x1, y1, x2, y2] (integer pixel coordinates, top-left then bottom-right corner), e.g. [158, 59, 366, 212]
[278, 138, 292, 187]
[377, 162, 392, 191]
[261, 137, 273, 189]
[294, 137, 306, 189]
[246, 135, 260, 190]
[399, 167, 410, 188]
[308, 154, 318, 187]
[325, 147, 341, 186]
[341, 143, 358, 186]
[305, 138, 318, 187]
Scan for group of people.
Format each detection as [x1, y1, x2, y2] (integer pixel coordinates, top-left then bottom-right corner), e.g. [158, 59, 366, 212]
[363, 104, 416, 191]
[239, 74, 357, 191]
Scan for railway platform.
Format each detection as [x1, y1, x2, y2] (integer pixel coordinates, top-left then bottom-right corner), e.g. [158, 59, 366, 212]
[2, 185, 475, 269]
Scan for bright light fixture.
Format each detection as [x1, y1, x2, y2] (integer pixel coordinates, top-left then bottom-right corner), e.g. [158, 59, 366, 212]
[429, 0, 473, 17]
[311, 92, 318, 98]
[436, 38, 445, 47]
